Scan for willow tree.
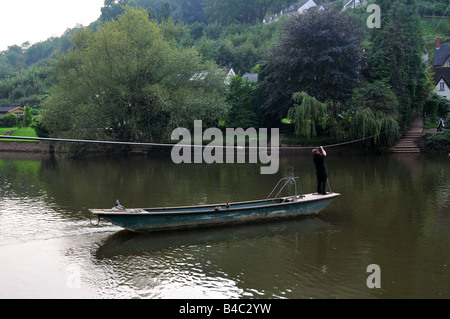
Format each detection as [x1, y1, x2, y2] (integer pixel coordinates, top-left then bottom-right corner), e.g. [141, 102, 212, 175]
[43, 7, 229, 142]
[287, 92, 327, 139]
[352, 108, 399, 147]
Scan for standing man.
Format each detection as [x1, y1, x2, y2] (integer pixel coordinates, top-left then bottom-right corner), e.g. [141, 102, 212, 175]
[312, 146, 328, 195]
[437, 118, 444, 132]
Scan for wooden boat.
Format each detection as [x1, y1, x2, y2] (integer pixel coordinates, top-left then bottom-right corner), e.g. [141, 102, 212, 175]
[89, 178, 340, 233]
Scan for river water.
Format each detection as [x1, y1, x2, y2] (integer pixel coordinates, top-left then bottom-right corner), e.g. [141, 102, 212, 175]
[0, 151, 448, 299]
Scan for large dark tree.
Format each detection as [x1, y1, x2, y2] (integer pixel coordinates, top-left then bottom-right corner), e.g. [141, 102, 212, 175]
[258, 9, 364, 125]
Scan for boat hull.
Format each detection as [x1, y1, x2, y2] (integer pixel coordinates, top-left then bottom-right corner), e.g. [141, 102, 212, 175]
[90, 193, 339, 233]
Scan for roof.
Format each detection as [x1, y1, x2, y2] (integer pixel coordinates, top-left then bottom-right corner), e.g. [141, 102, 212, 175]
[321, 2, 335, 9]
[433, 44, 450, 67]
[289, 0, 311, 11]
[309, 2, 334, 11]
[343, 0, 366, 8]
[431, 67, 450, 86]
[242, 73, 258, 82]
[0, 107, 22, 113]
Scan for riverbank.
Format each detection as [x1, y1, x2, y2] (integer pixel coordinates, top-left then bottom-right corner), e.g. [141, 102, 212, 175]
[0, 139, 366, 157]
[0, 140, 161, 156]
[0, 132, 447, 156]
[0, 141, 50, 153]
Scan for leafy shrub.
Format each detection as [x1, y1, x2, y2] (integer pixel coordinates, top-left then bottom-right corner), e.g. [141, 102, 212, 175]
[1, 113, 18, 127]
[422, 130, 450, 152]
[32, 115, 50, 138]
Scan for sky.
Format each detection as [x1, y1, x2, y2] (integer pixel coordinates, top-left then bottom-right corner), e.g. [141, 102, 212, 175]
[0, 0, 105, 52]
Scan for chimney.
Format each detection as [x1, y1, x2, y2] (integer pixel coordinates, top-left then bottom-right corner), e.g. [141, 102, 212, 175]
[436, 37, 440, 50]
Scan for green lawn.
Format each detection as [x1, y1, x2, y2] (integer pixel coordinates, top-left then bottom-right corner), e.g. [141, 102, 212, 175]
[0, 127, 38, 141]
[0, 128, 13, 135]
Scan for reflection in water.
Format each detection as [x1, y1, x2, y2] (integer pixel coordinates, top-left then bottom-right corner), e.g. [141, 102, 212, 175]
[96, 216, 333, 258]
[93, 216, 336, 299]
[0, 152, 448, 298]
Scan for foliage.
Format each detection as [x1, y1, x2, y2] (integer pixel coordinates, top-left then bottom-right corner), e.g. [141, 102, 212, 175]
[0, 30, 75, 109]
[423, 93, 450, 121]
[23, 106, 33, 127]
[203, 0, 290, 25]
[226, 75, 259, 128]
[352, 108, 399, 145]
[349, 81, 400, 121]
[100, 0, 206, 24]
[368, 0, 429, 129]
[194, 21, 281, 74]
[0, 0, 442, 154]
[32, 115, 50, 138]
[416, 0, 450, 16]
[0, 1, 283, 113]
[328, 107, 400, 151]
[421, 130, 450, 152]
[258, 9, 364, 125]
[287, 92, 327, 139]
[42, 7, 229, 142]
[1, 114, 18, 128]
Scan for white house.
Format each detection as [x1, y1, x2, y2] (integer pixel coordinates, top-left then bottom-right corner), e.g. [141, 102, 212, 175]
[343, 0, 367, 10]
[263, 0, 317, 24]
[190, 68, 236, 85]
[432, 38, 450, 100]
[224, 68, 236, 85]
[289, 0, 317, 15]
[434, 75, 450, 99]
[242, 73, 258, 82]
[263, 0, 369, 24]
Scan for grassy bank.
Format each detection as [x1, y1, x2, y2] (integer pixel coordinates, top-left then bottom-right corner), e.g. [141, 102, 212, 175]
[0, 127, 38, 141]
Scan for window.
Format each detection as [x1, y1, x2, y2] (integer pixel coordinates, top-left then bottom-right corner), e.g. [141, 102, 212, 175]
[440, 82, 445, 91]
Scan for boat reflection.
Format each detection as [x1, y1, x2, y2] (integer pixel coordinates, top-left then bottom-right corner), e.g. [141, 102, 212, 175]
[95, 215, 333, 259]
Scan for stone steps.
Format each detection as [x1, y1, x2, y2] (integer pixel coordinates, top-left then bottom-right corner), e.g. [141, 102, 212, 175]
[390, 118, 423, 154]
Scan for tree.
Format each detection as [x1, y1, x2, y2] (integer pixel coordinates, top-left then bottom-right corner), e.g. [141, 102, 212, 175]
[368, 0, 428, 128]
[350, 81, 400, 122]
[101, 0, 127, 21]
[352, 108, 399, 148]
[43, 7, 229, 142]
[226, 75, 258, 128]
[23, 105, 33, 127]
[203, 0, 290, 24]
[159, 2, 171, 22]
[287, 92, 327, 139]
[258, 9, 364, 125]
[1, 113, 18, 128]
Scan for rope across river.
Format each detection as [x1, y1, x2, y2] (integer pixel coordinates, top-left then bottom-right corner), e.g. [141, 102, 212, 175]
[0, 132, 386, 150]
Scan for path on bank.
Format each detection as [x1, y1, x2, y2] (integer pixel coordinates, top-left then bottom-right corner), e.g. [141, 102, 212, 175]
[390, 117, 423, 153]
